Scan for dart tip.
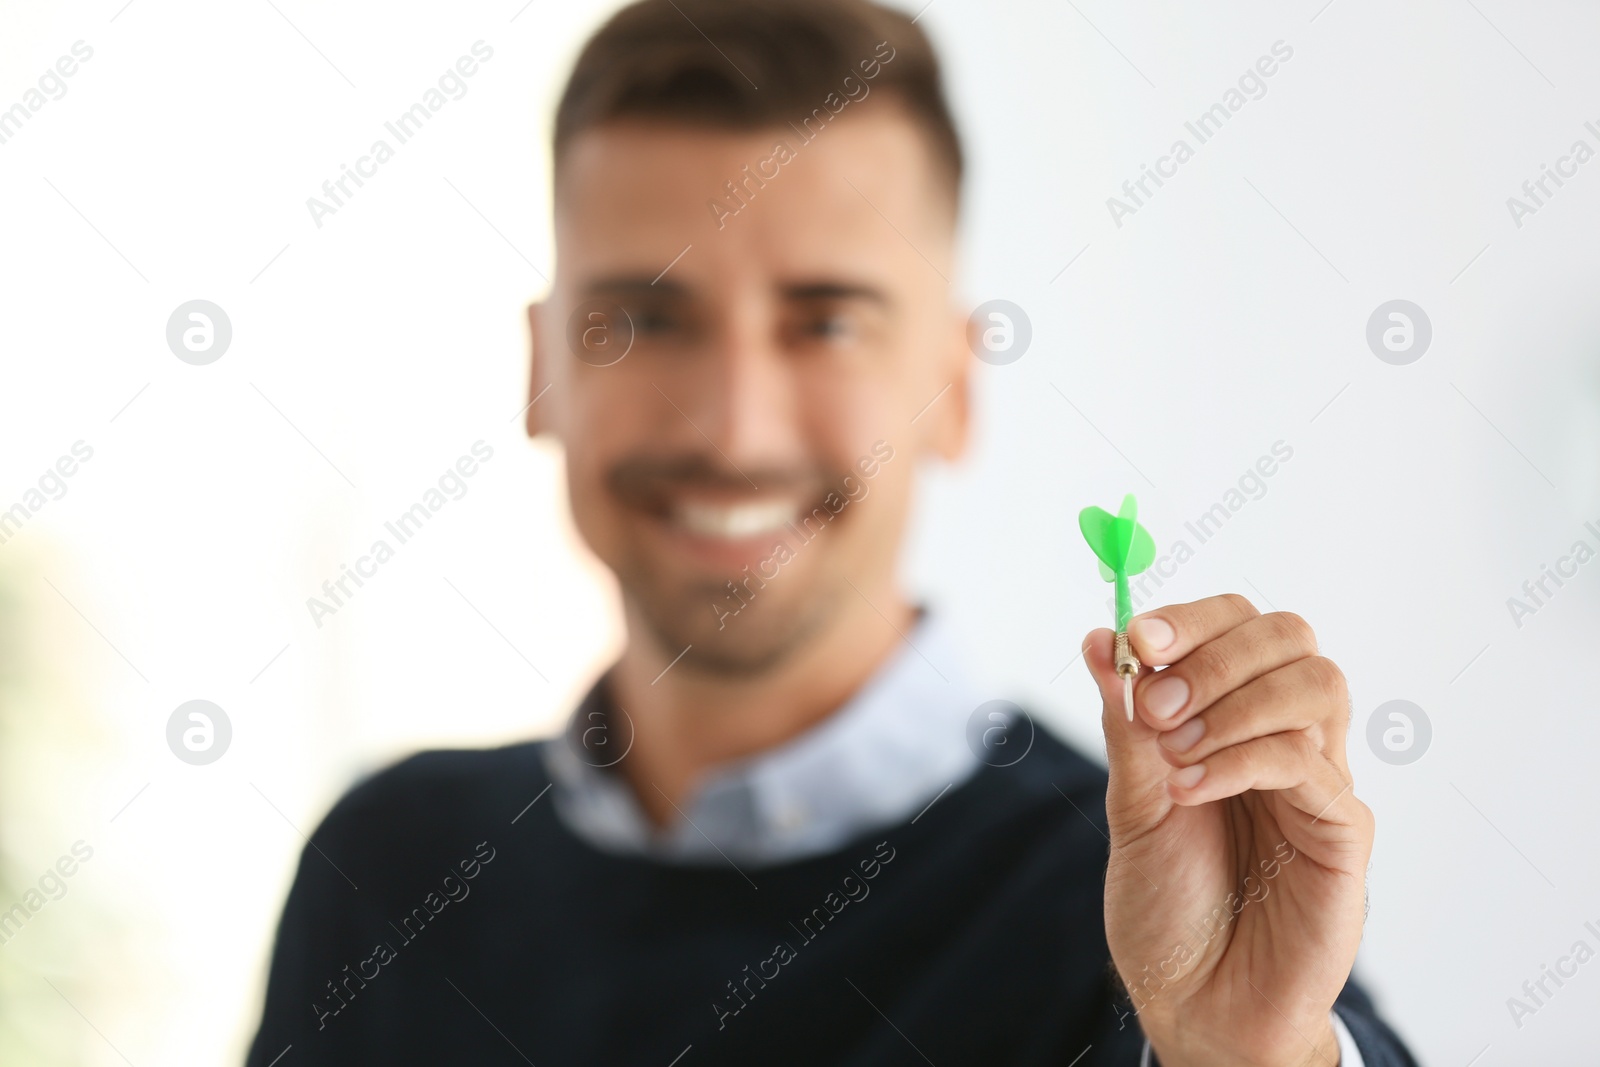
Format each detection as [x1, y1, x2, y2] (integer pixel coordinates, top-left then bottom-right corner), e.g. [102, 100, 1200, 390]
[1122, 673, 1134, 721]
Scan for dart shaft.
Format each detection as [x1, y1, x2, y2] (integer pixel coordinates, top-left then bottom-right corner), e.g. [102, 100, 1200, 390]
[1114, 571, 1132, 632]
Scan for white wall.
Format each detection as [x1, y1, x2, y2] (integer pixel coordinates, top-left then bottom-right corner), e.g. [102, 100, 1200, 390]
[0, 0, 1595, 1062]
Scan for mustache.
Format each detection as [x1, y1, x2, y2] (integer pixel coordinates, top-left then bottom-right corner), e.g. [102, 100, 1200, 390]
[608, 454, 840, 505]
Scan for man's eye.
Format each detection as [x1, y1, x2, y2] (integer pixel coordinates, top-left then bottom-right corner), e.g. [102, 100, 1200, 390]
[804, 314, 853, 340]
[632, 308, 679, 334]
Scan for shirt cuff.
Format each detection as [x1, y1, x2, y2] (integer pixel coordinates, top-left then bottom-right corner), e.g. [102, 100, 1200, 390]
[1139, 1010, 1364, 1066]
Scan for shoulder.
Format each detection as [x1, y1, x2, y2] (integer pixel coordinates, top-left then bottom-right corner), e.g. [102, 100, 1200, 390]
[341, 741, 545, 810]
[309, 740, 550, 865]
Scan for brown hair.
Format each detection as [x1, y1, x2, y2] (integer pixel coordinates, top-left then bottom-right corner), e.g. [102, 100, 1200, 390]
[553, 0, 963, 200]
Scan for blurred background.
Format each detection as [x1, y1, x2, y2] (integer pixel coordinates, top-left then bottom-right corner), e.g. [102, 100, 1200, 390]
[1, 0, 1597, 1061]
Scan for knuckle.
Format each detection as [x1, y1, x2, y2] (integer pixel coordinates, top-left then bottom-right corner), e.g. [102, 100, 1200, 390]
[1266, 611, 1317, 652]
[1219, 592, 1257, 620]
[1331, 785, 1374, 841]
[1304, 655, 1348, 704]
[1240, 620, 1279, 663]
[1286, 730, 1323, 766]
[1189, 638, 1241, 688]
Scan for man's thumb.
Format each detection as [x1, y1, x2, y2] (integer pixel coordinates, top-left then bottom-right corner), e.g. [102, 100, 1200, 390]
[1083, 628, 1171, 824]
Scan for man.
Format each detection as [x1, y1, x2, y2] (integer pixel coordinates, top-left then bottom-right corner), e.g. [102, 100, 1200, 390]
[247, 1, 1418, 1063]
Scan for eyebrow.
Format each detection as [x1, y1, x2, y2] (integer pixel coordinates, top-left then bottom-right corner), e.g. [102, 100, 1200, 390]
[781, 282, 891, 308]
[579, 277, 891, 307]
[583, 277, 686, 298]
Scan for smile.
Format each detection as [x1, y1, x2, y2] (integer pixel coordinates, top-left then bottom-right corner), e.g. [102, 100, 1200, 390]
[670, 499, 801, 540]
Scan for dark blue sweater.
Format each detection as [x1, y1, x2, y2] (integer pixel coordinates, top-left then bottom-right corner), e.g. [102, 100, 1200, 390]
[245, 726, 1418, 1065]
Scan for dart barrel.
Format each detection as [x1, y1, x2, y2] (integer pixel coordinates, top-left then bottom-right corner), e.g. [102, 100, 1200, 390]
[1113, 631, 1141, 679]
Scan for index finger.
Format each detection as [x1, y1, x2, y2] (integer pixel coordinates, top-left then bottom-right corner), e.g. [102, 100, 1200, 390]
[1127, 593, 1260, 667]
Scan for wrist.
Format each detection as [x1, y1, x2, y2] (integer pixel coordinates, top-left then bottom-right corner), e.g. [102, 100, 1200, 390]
[1143, 1012, 1339, 1067]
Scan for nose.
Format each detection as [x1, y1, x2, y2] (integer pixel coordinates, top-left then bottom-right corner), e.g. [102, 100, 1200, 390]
[671, 304, 803, 480]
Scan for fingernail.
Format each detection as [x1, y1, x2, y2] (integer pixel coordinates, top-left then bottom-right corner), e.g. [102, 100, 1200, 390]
[1161, 717, 1205, 753]
[1142, 675, 1189, 720]
[1169, 763, 1207, 790]
[1132, 616, 1175, 651]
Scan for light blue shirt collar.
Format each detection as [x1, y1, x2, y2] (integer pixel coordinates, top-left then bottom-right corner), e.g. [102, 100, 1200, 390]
[540, 612, 987, 867]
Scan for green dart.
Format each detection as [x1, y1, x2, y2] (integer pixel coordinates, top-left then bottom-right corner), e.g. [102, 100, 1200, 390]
[1079, 493, 1157, 720]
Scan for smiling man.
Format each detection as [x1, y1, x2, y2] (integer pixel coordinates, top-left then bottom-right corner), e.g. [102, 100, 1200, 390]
[246, 2, 1418, 1064]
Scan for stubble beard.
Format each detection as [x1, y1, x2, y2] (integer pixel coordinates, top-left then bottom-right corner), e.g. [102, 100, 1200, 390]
[626, 571, 842, 677]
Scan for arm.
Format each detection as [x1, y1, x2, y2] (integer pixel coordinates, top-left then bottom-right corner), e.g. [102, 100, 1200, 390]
[244, 789, 378, 1066]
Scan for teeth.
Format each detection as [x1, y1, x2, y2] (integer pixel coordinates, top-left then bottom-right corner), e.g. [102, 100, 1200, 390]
[675, 500, 798, 539]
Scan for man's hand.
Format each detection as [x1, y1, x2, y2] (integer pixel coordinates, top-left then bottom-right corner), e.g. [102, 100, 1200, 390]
[1084, 594, 1372, 1067]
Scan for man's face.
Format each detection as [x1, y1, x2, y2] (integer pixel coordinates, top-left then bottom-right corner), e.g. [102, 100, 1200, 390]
[532, 104, 968, 672]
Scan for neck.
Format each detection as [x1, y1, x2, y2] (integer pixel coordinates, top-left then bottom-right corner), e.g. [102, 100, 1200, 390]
[607, 584, 914, 828]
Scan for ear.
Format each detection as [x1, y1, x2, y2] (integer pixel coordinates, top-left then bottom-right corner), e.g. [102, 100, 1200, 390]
[524, 300, 551, 439]
[930, 307, 973, 462]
